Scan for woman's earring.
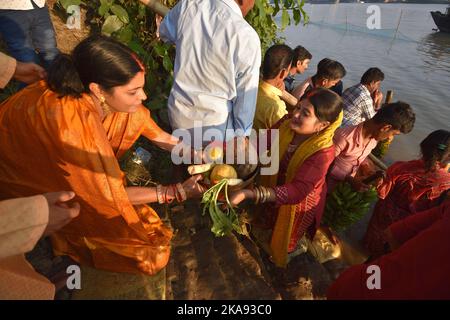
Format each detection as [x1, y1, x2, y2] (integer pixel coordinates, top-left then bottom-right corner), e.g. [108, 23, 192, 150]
[99, 96, 111, 115]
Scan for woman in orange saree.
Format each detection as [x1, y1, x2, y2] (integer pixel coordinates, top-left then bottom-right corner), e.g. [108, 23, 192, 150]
[0, 36, 204, 294]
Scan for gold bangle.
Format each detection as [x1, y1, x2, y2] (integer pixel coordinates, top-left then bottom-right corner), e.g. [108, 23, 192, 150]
[263, 187, 271, 203]
[156, 184, 164, 204]
[254, 187, 260, 205]
[261, 186, 268, 204]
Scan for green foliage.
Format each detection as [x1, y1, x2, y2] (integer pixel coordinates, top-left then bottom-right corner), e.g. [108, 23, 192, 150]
[201, 179, 244, 237]
[372, 138, 392, 159]
[0, 81, 18, 103]
[247, 0, 308, 53]
[55, 0, 308, 125]
[323, 182, 378, 233]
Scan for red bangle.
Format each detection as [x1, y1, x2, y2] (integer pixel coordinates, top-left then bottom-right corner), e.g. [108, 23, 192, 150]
[176, 183, 187, 202]
[164, 185, 174, 204]
[172, 184, 180, 203]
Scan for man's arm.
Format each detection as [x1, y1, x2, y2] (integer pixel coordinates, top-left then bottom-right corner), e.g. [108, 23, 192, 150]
[0, 52, 46, 88]
[158, 0, 183, 44]
[0, 52, 17, 88]
[232, 37, 261, 136]
[0, 192, 80, 259]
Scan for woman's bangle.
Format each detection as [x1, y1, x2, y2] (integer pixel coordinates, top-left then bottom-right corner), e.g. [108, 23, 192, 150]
[156, 184, 164, 204]
[164, 185, 174, 204]
[176, 183, 187, 202]
[260, 186, 267, 204]
[263, 186, 271, 203]
[174, 184, 182, 203]
[254, 186, 260, 205]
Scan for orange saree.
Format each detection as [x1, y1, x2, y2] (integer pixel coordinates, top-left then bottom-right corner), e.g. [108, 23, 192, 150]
[0, 81, 172, 275]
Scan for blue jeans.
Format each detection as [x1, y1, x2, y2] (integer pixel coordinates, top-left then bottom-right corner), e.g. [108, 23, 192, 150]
[0, 4, 59, 70]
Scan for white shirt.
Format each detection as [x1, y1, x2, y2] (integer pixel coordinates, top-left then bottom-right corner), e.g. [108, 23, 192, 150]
[160, 0, 261, 142]
[0, 1, 46, 10]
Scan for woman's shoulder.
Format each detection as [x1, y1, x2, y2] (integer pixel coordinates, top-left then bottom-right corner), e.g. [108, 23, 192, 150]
[388, 159, 424, 174]
[305, 145, 336, 166]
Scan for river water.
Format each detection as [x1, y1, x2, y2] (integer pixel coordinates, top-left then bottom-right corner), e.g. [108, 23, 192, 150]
[281, 3, 450, 164]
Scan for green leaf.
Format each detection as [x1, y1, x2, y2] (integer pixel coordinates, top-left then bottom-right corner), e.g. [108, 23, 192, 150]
[162, 55, 173, 72]
[273, 0, 280, 16]
[300, 6, 309, 25]
[281, 9, 290, 30]
[117, 25, 133, 44]
[100, 0, 114, 5]
[111, 4, 129, 24]
[293, 9, 301, 25]
[59, 0, 82, 10]
[128, 40, 146, 56]
[137, 4, 147, 19]
[98, 2, 110, 16]
[255, 0, 265, 17]
[153, 44, 166, 57]
[101, 15, 124, 36]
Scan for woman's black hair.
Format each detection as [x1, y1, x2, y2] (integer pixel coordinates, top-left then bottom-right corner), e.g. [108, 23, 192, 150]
[304, 88, 343, 124]
[420, 129, 450, 171]
[47, 35, 144, 98]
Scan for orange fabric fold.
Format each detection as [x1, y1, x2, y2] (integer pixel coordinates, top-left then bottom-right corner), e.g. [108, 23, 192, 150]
[0, 81, 172, 275]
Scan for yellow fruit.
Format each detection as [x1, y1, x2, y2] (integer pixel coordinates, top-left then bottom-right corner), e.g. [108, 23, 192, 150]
[210, 164, 238, 184]
[208, 146, 223, 161]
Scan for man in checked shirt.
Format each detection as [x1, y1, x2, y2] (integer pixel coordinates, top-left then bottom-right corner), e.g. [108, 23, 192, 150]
[342, 68, 385, 127]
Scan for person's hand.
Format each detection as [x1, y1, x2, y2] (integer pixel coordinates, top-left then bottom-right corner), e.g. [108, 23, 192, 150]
[182, 174, 206, 199]
[319, 225, 340, 245]
[348, 176, 370, 192]
[373, 89, 383, 110]
[43, 191, 80, 237]
[227, 189, 252, 207]
[155, 14, 163, 38]
[13, 61, 47, 84]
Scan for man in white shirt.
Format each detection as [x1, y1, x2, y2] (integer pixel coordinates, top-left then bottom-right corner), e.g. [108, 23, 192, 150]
[159, 0, 261, 146]
[0, 0, 59, 72]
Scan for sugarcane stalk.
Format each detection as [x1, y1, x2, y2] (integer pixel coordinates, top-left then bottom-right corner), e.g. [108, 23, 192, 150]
[385, 90, 394, 104]
[138, 0, 169, 17]
[280, 90, 298, 108]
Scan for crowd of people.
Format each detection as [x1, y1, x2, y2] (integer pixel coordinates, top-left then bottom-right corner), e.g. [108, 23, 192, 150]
[0, 0, 449, 300]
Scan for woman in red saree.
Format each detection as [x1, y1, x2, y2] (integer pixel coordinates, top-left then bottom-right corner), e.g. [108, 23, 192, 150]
[364, 129, 450, 257]
[328, 198, 450, 300]
[229, 88, 344, 267]
[0, 36, 204, 286]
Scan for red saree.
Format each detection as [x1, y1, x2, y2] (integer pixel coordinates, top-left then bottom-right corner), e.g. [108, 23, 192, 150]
[364, 159, 450, 257]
